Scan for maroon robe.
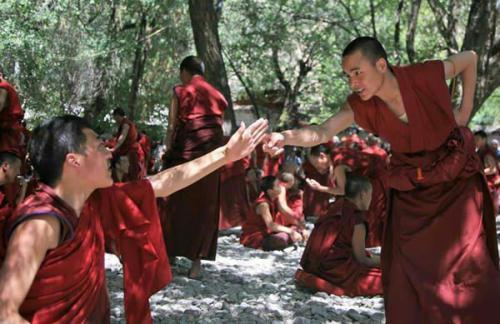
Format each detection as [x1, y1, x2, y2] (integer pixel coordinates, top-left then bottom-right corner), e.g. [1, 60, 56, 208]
[0, 192, 12, 261]
[276, 184, 304, 225]
[333, 149, 387, 247]
[0, 79, 26, 158]
[296, 198, 383, 297]
[160, 75, 226, 261]
[2, 180, 171, 323]
[219, 157, 250, 230]
[348, 60, 500, 323]
[302, 160, 331, 218]
[113, 117, 144, 180]
[262, 152, 284, 177]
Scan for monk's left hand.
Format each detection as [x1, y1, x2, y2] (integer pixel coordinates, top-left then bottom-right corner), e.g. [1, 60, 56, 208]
[225, 119, 268, 162]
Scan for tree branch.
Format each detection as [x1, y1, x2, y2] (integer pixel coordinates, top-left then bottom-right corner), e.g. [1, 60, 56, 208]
[394, 0, 404, 65]
[369, 0, 378, 38]
[406, 0, 422, 63]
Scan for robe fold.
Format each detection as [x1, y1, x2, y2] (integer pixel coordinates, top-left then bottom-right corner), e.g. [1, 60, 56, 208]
[348, 60, 500, 323]
[296, 198, 382, 297]
[2, 180, 171, 323]
[160, 75, 226, 261]
[302, 160, 331, 218]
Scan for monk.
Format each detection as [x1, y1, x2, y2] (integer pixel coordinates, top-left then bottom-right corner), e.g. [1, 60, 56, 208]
[302, 144, 334, 219]
[475, 130, 500, 212]
[0, 70, 27, 158]
[265, 36, 500, 323]
[110, 107, 144, 180]
[0, 115, 268, 323]
[241, 176, 306, 251]
[161, 55, 228, 278]
[276, 172, 304, 225]
[245, 167, 263, 204]
[296, 174, 382, 296]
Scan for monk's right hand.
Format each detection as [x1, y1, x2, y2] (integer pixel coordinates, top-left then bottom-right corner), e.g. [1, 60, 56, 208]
[263, 132, 285, 156]
[225, 119, 268, 162]
[290, 230, 303, 243]
[0, 312, 29, 324]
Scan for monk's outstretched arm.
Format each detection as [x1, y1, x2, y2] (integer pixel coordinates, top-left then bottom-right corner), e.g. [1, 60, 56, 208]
[0, 215, 60, 321]
[264, 103, 354, 154]
[443, 51, 477, 126]
[150, 119, 268, 198]
[276, 188, 301, 225]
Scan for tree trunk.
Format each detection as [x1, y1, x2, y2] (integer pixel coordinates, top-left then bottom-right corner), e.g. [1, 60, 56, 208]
[406, 0, 421, 63]
[127, 12, 148, 121]
[393, 0, 405, 65]
[461, 0, 499, 117]
[188, 0, 237, 134]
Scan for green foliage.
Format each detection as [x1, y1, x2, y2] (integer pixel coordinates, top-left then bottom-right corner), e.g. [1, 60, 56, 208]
[0, 0, 498, 136]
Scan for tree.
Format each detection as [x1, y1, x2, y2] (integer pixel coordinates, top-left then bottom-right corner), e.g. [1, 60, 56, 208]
[188, 0, 237, 134]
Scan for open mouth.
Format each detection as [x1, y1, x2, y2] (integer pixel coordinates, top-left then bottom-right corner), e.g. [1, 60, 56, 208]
[354, 88, 365, 95]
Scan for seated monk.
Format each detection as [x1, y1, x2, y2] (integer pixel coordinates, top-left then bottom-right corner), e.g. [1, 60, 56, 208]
[295, 174, 383, 297]
[277, 172, 305, 225]
[0, 115, 268, 323]
[240, 175, 307, 251]
[301, 144, 334, 219]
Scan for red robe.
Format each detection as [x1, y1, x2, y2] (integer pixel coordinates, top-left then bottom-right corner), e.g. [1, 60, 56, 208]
[302, 160, 331, 218]
[240, 193, 281, 249]
[2, 180, 171, 323]
[333, 149, 387, 247]
[219, 157, 250, 230]
[276, 184, 304, 225]
[113, 117, 144, 180]
[0, 79, 27, 159]
[296, 198, 383, 297]
[160, 75, 226, 260]
[138, 133, 153, 173]
[348, 60, 500, 323]
[262, 152, 284, 177]
[362, 144, 388, 162]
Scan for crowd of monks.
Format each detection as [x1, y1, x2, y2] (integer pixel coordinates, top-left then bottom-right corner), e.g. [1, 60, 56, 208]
[1, 36, 500, 323]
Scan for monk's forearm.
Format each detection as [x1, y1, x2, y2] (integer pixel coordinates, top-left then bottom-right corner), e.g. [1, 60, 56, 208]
[282, 125, 329, 148]
[457, 51, 477, 125]
[150, 146, 228, 198]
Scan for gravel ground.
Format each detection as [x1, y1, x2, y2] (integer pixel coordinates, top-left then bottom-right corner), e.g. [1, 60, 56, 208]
[107, 218, 500, 323]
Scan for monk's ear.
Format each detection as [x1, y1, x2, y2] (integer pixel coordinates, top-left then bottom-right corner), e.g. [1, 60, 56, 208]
[375, 58, 387, 73]
[66, 153, 82, 167]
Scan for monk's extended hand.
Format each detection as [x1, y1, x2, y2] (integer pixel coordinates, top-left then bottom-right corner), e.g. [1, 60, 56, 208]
[262, 132, 285, 156]
[225, 119, 268, 162]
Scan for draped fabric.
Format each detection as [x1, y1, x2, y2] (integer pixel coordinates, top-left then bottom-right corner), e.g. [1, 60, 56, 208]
[113, 118, 144, 180]
[219, 158, 250, 230]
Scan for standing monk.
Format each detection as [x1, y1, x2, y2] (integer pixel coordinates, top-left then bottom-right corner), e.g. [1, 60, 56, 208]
[161, 56, 227, 278]
[110, 107, 144, 180]
[265, 36, 500, 323]
[0, 115, 267, 323]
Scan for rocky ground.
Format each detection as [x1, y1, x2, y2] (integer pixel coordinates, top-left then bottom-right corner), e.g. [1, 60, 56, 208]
[106, 219, 500, 323]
